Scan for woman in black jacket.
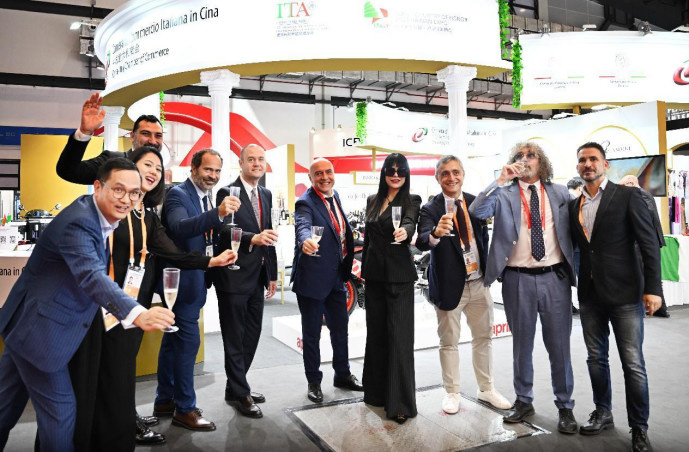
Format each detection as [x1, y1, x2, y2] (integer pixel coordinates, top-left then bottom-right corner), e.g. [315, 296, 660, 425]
[55, 144, 236, 451]
[361, 153, 421, 424]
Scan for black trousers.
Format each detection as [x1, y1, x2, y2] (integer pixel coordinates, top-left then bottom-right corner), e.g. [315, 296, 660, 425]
[216, 281, 265, 399]
[363, 281, 417, 418]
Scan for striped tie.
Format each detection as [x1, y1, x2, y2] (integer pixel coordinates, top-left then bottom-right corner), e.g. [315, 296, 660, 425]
[251, 188, 261, 229]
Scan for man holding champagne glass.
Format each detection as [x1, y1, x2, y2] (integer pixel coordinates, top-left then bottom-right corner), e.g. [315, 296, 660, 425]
[213, 144, 278, 419]
[291, 158, 363, 404]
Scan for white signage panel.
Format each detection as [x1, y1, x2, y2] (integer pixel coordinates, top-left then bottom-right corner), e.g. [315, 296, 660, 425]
[96, 0, 508, 98]
[520, 32, 689, 109]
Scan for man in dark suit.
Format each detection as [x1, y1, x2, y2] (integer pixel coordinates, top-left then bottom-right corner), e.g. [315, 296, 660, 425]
[470, 142, 578, 434]
[291, 158, 363, 403]
[57, 94, 164, 184]
[571, 142, 661, 452]
[416, 155, 510, 415]
[619, 174, 670, 318]
[0, 158, 174, 451]
[213, 144, 278, 418]
[153, 149, 239, 431]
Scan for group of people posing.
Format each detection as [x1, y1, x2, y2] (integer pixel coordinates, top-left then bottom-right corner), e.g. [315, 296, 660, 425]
[0, 94, 662, 452]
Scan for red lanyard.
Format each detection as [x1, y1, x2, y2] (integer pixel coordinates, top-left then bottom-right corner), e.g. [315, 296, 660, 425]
[518, 183, 546, 230]
[313, 188, 344, 237]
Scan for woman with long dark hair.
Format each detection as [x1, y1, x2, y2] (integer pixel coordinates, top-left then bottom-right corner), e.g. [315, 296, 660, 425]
[361, 153, 421, 424]
[54, 143, 237, 451]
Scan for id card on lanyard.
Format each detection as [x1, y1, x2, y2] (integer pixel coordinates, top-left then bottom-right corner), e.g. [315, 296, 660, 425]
[102, 208, 148, 331]
[452, 198, 478, 276]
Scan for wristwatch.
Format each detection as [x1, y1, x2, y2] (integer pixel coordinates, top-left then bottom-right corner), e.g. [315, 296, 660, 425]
[430, 226, 441, 239]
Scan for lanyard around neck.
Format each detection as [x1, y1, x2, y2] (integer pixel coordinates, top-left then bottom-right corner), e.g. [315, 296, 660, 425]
[518, 183, 546, 230]
[107, 206, 147, 281]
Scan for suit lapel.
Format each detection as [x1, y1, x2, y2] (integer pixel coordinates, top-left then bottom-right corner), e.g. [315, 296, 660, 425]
[508, 184, 522, 237]
[570, 195, 588, 244]
[544, 183, 560, 242]
[590, 182, 617, 242]
[237, 179, 261, 231]
[309, 189, 338, 240]
[258, 185, 269, 230]
[183, 179, 203, 216]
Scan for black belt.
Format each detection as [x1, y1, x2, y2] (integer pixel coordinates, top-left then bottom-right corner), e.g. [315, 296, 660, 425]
[505, 263, 564, 275]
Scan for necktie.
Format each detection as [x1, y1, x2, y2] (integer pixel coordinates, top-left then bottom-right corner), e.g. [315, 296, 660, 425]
[529, 185, 545, 261]
[326, 197, 337, 217]
[202, 195, 209, 212]
[455, 199, 470, 251]
[251, 188, 261, 229]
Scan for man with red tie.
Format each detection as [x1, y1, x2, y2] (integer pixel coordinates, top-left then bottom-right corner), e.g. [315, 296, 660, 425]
[416, 155, 511, 415]
[291, 158, 363, 404]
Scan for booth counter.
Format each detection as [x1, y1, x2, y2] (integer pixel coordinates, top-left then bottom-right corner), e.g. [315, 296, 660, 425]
[661, 235, 689, 306]
[0, 250, 203, 375]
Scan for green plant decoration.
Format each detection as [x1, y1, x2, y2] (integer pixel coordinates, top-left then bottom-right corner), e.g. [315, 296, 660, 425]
[512, 39, 523, 108]
[159, 91, 166, 125]
[498, 0, 511, 59]
[355, 102, 368, 142]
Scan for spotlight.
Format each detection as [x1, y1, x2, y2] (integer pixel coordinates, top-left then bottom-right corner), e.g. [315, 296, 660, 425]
[639, 21, 652, 35]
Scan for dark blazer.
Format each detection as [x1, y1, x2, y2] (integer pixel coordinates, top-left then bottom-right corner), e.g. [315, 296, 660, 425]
[161, 178, 224, 312]
[639, 188, 666, 247]
[291, 187, 354, 300]
[213, 177, 278, 294]
[416, 192, 489, 311]
[361, 193, 421, 283]
[569, 181, 662, 306]
[0, 196, 139, 373]
[56, 132, 128, 184]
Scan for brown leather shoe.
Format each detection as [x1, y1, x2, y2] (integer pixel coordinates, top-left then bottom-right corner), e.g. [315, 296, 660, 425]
[172, 408, 216, 431]
[152, 400, 175, 417]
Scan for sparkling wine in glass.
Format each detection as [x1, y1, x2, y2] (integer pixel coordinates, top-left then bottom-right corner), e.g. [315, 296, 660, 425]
[391, 206, 402, 245]
[162, 268, 180, 333]
[270, 208, 280, 247]
[445, 199, 456, 237]
[310, 226, 324, 257]
[228, 186, 241, 226]
[228, 227, 241, 270]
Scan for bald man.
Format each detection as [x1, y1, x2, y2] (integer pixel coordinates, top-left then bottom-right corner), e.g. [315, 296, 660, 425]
[291, 159, 363, 404]
[619, 175, 669, 318]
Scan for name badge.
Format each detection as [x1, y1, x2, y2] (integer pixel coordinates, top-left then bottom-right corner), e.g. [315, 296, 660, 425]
[102, 307, 119, 332]
[123, 265, 145, 299]
[464, 249, 479, 276]
[206, 245, 214, 257]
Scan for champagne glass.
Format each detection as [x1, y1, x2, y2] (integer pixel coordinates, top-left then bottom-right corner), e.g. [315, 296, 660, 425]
[162, 268, 180, 333]
[228, 186, 241, 226]
[270, 208, 280, 247]
[391, 206, 402, 245]
[310, 226, 324, 257]
[228, 227, 242, 270]
[444, 199, 456, 237]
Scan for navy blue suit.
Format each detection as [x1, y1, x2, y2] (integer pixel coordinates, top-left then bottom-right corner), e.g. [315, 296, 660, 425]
[0, 196, 139, 451]
[291, 187, 354, 384]
[156, 178, 223, 414]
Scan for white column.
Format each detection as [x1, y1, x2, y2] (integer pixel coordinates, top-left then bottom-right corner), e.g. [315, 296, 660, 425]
[102, 106, 125, 152]
[437, 65, 477, 160]
[201, 69, 240, 188]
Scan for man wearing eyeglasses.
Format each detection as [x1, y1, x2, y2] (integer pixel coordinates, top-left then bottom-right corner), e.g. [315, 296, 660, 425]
[469, 142, 578, 434]
[0, 158, 174, 451]
[416, 155, 511, 415]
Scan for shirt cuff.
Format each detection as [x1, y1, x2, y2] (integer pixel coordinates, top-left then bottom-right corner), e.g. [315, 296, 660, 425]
[429, 235, 440, 247]
[121, 305, 147, 329]
[74, 128, 92, 141]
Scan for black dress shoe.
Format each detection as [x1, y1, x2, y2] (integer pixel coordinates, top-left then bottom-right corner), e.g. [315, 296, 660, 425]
[136, 413, 159, 427]
[557, 408, 578, 434]
[393, 414, 408, 425]
[333, 374, 364, 391]
[652, 309, 670, 318]
[579, 409, 614, 435]
[308, 383, 323, 403]
[631, 428, 652, 452]
[230, 396, 263, 419]
[251, 391, 266, 404]
[503, 400, 535, 423]
[135, 419, 166, 445]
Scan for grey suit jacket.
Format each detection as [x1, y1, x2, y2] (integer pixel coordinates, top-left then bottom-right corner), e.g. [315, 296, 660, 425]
[469, 180, 576, 287]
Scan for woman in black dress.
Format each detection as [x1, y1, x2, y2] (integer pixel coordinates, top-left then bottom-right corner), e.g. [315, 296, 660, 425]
[361, 153, 421, 424]
[58, 146, 236, 451]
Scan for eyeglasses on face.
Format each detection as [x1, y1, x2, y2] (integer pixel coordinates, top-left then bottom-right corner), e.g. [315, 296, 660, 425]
[100, 181, 143, 201]
[512, 152, 538, 163]
[384, 167, 409, 177]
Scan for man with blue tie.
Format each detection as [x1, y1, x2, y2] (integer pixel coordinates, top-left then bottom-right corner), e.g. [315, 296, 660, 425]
[0, 158, 174, 451]
[469, 142, 578, 434]
[291, 158, 363, 403]
[153, 149, 240, 431]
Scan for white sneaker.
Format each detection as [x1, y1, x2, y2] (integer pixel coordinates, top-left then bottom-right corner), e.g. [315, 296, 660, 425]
[477, 388, 511, 410]
[442, 392, 461, 414]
